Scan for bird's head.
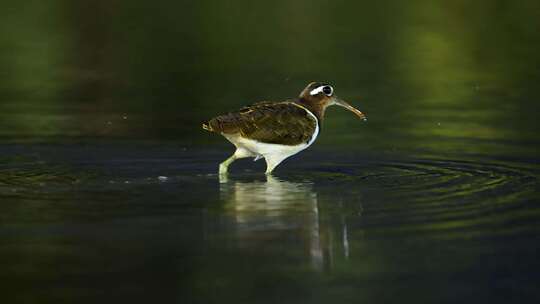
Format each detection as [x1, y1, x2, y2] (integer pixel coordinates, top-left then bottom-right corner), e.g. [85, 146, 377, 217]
[299, 82, 367, 121]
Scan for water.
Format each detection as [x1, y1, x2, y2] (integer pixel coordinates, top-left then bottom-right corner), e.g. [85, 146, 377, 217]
[1, 144, 539, 303]
[1, 0, 540, 303]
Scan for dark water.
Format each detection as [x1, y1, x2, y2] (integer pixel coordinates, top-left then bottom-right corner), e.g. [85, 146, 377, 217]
[1, 144, 539, 303]
[1, 0, 540, 303]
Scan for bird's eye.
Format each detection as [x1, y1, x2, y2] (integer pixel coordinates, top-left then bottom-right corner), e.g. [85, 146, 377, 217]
[322, 85, 333, 96]
[309, 84, 334, 96]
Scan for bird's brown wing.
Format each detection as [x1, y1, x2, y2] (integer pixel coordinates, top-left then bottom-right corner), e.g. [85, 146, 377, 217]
[203, 101, 317, 146]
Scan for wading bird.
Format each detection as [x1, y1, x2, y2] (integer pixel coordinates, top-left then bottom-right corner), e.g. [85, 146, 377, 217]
[203, 82, 366, 174]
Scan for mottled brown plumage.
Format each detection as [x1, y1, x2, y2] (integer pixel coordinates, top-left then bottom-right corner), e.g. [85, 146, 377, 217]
[203, 101, 317, 146]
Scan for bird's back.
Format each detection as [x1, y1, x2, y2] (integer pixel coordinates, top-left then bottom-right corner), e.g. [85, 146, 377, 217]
[202, 101, 317, 146]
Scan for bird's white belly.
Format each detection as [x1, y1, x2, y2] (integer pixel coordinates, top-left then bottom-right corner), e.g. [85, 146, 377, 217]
[232, 136, 311, 159]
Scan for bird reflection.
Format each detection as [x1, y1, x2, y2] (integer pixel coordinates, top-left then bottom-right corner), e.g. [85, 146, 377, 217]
[219, 174, 356, 271]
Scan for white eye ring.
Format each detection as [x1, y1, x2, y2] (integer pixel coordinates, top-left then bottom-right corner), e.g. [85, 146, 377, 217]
[310, 85, 333, 96]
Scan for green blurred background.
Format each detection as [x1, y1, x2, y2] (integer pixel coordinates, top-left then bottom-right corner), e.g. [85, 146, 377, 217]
[0, 0, 539, 156]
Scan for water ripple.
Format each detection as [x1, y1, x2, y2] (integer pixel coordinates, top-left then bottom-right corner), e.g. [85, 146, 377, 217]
[346, 157, 539, 237]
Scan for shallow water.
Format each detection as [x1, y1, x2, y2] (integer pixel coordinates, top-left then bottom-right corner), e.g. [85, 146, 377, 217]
[1, 143, 539, 303]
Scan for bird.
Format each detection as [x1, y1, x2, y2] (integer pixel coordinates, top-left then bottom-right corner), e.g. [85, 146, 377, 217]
[202, 82, 367, 174]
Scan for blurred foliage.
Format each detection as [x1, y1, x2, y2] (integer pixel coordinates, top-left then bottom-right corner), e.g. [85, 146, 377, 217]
[0, 0, 539, 155]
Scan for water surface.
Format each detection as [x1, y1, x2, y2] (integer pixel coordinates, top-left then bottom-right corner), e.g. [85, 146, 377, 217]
[1, 143, 539, 303]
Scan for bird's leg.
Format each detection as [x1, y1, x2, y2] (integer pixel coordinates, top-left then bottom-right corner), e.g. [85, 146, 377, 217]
[264, 154, 288, 175]
[219, 154, 237, 175]
[219, 148, 253, 175]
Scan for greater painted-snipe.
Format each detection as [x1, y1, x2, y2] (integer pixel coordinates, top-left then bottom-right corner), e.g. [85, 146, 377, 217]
[203, 82, 367, 174]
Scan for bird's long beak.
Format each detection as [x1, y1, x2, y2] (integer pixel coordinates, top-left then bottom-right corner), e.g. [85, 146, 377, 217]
[334, 97, 367, 121]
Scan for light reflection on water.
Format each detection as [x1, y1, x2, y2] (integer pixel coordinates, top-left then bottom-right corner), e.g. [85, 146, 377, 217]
[218, 175, 354, 272]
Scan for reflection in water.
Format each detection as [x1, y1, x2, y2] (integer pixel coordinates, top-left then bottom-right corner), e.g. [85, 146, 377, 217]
[219, 175, 356, 271]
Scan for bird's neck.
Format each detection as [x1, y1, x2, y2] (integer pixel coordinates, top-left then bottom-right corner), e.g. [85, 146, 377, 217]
[297, 98, 327, 123]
